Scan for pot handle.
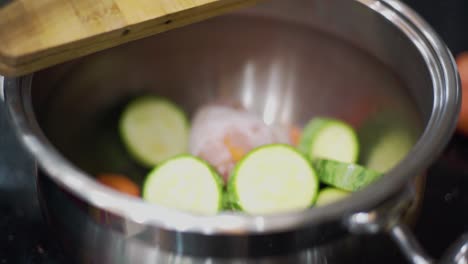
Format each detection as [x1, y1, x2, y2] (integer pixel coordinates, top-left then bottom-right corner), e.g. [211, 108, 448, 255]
[390, 223, 468, 264]
[346, 186, 468, 264]
[389, 224, 434, 264]
[439, 233, 468, 264]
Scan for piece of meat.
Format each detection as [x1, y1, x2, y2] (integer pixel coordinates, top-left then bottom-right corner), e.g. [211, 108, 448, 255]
[189, 105, 290, 183]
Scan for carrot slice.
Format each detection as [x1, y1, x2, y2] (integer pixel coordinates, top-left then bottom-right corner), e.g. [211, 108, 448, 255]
[97, 173, 140, 197]
[224, 136, 246, 162]
[456, 52, 468, 136]
[289, 125, 302, 147]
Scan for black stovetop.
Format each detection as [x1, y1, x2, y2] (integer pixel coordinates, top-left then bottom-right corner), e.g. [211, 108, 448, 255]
[1, 1, 468, 263]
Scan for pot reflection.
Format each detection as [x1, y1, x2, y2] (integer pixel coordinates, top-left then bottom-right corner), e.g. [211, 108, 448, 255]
[5, 0, 459, 262]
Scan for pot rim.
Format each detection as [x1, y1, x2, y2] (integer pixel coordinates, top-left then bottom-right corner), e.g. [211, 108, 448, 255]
[2, 0, 460, 235]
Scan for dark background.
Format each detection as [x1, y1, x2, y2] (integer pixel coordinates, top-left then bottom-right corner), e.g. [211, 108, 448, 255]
[1, 0, 468, 263]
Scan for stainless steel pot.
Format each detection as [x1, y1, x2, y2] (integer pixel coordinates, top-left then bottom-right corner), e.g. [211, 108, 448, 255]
[2, 0, 467, 263]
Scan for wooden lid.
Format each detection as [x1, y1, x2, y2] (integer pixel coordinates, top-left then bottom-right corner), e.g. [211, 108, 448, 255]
[0, 0, 260, 77]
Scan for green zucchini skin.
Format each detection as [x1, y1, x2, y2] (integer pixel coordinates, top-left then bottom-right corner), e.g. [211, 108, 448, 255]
[313, 159, 382, 192]
[298, 117, 359, 164]
[298, 118, 329, 155]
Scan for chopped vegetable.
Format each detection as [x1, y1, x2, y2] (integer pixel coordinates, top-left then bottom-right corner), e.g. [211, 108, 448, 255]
[97, 173, 140, 197]
[313, 159, 382, 192]
[298, 118, 359, 163]
[224, 135, 246, 162]
[119, 96, 189, 167]
[315, 187, 350, 206]
[143, 155, 223, 215]
[456, 52, 468, 135]
[107, 94, 407, 215]
[228, 144, 319, 214]
[189, 105, 289, 183]
[289, 125, 302, 146]
[358, 110, 417, 173]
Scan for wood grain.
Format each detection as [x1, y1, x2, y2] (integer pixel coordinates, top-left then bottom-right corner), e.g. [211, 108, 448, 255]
[0, 0, 262, 77]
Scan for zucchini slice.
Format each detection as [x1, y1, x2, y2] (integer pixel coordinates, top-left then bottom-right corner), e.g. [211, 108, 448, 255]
[119, 96, 189, 167]
[143, 155, 223, 215]
[313, 159, 382, 192]
[358, 110, 419, 173]
[228, 144, 319, 214]
[315, 187, 350, 206]
[298, 118, 359, 163]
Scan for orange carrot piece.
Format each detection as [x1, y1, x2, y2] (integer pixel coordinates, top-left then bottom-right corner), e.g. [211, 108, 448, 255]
[289, 125, 302, 146]
[224, 136, 246, 162]
[456, 52, 468, 136]
[97, 173, 140, 197]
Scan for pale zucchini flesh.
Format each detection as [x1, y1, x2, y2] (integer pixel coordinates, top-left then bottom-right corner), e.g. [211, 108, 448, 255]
[315, 187, 350, 206]
[229, 144, 319, 215]
[119, 96, 189, 167]
[143, 155, 223, 215]
[299, 118, 359, 164]
[358, 110, 419, 173]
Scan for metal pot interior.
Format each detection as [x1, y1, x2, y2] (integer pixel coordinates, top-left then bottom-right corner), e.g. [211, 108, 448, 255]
[12, 0, 460, 236]
[30, 1, 426, 188]
[3, 0, 461, 261]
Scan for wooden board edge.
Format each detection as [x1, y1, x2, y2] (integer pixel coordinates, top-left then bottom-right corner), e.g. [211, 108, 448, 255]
[0, 0, 264, 77]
